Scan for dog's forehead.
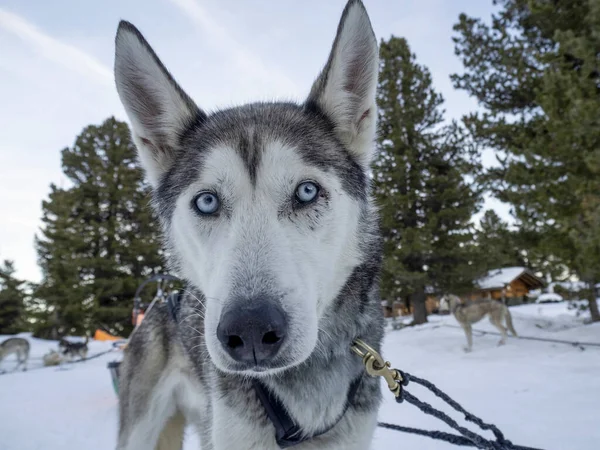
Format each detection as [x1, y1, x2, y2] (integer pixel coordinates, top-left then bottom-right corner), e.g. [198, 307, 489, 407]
[158, 103, 367, 204]
[200, 139, 314, 192]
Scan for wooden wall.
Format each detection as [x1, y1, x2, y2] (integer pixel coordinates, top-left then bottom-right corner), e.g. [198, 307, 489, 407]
[382, 296, 440, 318]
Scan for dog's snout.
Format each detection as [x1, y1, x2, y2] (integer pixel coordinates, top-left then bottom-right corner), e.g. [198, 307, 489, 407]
[217, 302, 287, 365]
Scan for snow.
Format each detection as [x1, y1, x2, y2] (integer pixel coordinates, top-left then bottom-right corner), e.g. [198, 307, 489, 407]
[476, 266, 529, 290]
[1, 303, 599, 450]
[549, 280, 588, 293]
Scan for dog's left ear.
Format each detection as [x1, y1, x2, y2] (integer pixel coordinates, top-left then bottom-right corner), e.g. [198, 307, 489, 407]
[306, 0, 379, 169]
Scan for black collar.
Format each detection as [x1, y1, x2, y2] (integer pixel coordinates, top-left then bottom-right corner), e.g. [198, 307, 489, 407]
[253, 375, 362, 448]
[167, 291, 361, 448]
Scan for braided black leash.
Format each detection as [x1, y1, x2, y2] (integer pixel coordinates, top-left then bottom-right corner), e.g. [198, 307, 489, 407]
[351, 340, 544, 450]
[377, 421, 476, 446]
[378, 370, 545, 450]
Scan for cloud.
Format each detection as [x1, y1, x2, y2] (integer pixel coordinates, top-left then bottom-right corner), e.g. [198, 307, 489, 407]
[167, 0, 299, 96]
[0, 7, 112, 87]
[0, 8, 121, 281]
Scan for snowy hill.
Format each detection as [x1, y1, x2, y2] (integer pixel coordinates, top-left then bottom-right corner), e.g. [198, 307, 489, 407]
[1, 302, 599, 450]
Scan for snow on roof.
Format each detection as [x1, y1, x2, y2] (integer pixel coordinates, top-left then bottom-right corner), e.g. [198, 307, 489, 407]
[476, 267, 530, 290]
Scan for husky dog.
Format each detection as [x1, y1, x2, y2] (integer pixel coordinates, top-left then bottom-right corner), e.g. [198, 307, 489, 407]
[440, 294, 518, 352]
[58, 336, 89, 360]
[113, 1, 384, 449]
[0, 337, 30, 372]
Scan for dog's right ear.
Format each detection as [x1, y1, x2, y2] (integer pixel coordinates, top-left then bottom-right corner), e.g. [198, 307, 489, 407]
[306, 0, 379, 170]
[114, 21, 205, 187]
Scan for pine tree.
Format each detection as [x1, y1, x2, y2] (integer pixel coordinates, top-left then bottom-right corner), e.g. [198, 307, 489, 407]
[452, 0, 600, 321]
[0, 260, 27, 334]
[475, 211, 525, 271]
[374, 37, 482, 324]
[35, 117, 166, 337]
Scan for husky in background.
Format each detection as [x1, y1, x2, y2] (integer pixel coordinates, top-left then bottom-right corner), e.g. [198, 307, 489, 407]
[113, 0, 384, 449]
[58, 336, 89, 361]
[0, 337, 30, 372]
[440, 294, 518, 352]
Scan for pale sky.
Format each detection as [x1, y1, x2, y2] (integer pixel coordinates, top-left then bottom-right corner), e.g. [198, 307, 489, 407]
[0, 0, 508, 282]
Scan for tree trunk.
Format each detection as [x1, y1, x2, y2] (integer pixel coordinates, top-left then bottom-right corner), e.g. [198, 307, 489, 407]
[411, 287, 428, 325]
[588, 281, 600, 323]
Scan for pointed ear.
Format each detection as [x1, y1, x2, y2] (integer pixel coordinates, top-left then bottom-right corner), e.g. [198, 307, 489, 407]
[114, 21, 205, 187]
[306, 0, 379, 169]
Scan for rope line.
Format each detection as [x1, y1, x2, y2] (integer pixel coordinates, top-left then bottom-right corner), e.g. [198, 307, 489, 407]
[441, 324, 600, 348]
[0, 349, 115, 375]
[377, 371, 546, 450]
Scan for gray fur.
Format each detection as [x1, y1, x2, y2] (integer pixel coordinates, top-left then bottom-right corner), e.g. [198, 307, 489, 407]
[156, 103, 368, 223]
[441, 294, 518, 352]
[114, 1, 384, 449]
[0, 337, 30, 372]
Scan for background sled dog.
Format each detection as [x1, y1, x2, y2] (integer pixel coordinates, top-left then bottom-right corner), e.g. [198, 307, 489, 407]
[441, 294, 518, 352]
[58, 336, 89, 361]
[0, 337, 30, 372]
[113, 1, 384, 449]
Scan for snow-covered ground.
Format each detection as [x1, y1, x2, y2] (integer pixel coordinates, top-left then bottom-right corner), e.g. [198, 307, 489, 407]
[1, 302, 599, 450]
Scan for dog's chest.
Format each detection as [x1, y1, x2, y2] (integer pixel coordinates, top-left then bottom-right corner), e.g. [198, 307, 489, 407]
[208, 392, 377, 450]
[199, 364, 379, 450]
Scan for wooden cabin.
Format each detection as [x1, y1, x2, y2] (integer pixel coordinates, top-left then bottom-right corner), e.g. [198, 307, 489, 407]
[381, 267, 545, 318]
[381, 294, 439, 318]
[466, 267, 544, 305]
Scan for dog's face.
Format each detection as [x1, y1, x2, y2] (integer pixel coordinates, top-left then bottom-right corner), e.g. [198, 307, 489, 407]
[440, 295, 461, 312]
[114, 1, 379, 375]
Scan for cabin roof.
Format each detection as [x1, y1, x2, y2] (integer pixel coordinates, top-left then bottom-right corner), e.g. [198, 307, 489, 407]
[476, 267, 544, 291]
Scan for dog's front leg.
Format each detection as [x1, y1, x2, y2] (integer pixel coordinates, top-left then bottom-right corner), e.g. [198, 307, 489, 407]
[462, 323, 473, 352]
[117, 373, 185, 450]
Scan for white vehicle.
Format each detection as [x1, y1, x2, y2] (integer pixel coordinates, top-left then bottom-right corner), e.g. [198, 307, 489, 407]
[535, 293, 564, 304]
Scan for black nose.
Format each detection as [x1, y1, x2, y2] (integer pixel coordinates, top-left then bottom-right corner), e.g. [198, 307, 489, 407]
[217, 302, 287, 365]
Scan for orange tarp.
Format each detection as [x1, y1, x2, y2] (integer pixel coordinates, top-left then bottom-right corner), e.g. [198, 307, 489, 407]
[94, 329, 124, 341]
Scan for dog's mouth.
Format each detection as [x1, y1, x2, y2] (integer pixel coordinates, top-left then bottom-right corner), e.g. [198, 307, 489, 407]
[215, 353, 299, 376]
[208, 337, 315, 377]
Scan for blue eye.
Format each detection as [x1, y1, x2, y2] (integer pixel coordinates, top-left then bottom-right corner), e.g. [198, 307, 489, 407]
[295, 181, 320, 204]
[194, 192, 220, 215]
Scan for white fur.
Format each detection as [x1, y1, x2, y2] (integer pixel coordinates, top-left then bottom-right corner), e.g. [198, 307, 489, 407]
[118, 369, 207, 450]
[211, 396, 377, 450]
[170, 140, 363, 375]
[118, 372, 178, 450]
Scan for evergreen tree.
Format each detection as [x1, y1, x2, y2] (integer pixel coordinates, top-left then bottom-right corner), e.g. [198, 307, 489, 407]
[452, 0, 600, 321]
[35, 117, 166, 337]
[475, 210, 526, 271]
[0, 260, 27, 334]
[374, 37, 482, 324]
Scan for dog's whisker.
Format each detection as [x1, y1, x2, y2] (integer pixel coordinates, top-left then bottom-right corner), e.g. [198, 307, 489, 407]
[181, 289, 225, 309]
[185, 325, 204, 337]
[177, 307, 206, 321]
[182, 289, 208, 306]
